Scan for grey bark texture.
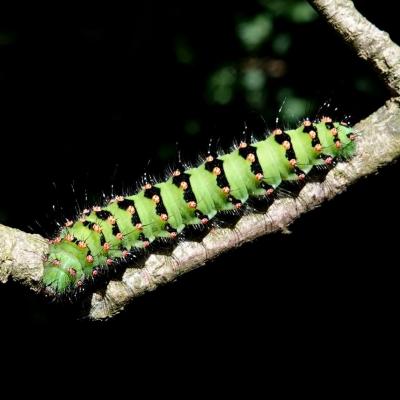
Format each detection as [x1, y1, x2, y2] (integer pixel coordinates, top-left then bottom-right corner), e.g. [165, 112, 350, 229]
[310, 0, 400, 94]
[1, 0, 400, 320]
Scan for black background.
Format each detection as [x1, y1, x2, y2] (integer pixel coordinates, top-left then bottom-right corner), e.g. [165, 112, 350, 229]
[0, 1, 398, 366]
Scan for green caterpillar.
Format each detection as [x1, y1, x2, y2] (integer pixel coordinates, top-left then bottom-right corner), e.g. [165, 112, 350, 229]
[43, 116, 355, 294]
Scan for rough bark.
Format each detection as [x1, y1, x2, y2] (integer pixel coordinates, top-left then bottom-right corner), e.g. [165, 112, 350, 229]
[1, 0, 400, 319]
[0, 225, 47, 289]
[310, 0, 400, 94]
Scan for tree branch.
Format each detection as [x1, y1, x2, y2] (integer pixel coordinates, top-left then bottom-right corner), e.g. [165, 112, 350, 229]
[1, 0, 400, 320]
[0, 224, 47, 289]
[310, 0, 400, 94]
[2, 99, 400, 319]
[87, 99, 400, 319]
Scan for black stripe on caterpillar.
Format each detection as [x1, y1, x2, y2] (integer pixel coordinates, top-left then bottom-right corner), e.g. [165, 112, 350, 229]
[43, 116, 356, 294]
